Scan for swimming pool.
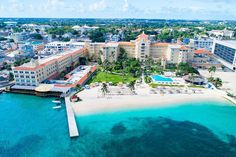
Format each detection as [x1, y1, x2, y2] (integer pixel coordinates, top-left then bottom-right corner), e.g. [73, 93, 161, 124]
[151, 75, 173, 82]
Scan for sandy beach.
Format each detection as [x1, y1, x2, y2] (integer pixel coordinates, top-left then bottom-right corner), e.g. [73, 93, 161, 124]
[71, 85, 231, 116]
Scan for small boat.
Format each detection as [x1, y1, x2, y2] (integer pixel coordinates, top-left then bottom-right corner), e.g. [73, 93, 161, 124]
[53, 105, 62, 109]
[52, 99, 61, 104]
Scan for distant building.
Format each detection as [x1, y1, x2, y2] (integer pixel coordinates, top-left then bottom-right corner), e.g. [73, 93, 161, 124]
[18, 43, 34, 58]
[72, 25, 99, 33]
[31, 41, 44, 52]
[11, 32, 30, 43]
[3, 21, 17, 28]
[44, 42, 85, 54]
[189, 38, 213, 51]
[212, 40, 236, 71]
[208, 29, 234, 39]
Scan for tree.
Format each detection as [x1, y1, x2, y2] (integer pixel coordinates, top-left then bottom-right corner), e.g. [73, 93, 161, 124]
[214, 77, 222, 88]
[75, 84, 83, 91]
[9, 72, 14, 81]
[30, 33, 43, 40]
[128, 80, 136, 92]
[101, 83, 108, 96]
[88, 28, 106, 42]
[189, 73, 195, 85]
[118, 48, 128, 61]
[144, 76, 152, 84]
[208, 66, 216, 77]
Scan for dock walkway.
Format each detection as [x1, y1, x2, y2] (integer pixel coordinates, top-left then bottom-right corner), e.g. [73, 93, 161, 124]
[65, 97, 79, 137]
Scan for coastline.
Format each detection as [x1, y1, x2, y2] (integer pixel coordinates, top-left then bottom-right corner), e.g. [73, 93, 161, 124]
[71, 87, 231, 116]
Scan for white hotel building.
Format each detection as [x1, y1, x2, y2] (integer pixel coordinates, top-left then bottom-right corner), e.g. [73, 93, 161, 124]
[212, 40, 236, 71]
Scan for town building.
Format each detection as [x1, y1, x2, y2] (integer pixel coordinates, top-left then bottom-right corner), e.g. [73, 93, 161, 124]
[43, 42, 85, 54]
[212, 40, 236, 71]
[31, 41, 45, 52]
[72, 25, 99, 33]
[11, 32, 30, 43]
[208, 29, 234, 39]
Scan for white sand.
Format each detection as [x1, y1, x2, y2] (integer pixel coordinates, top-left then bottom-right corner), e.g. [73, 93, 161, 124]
[71, 86, 229, 116]
[199, 70, 236, 94]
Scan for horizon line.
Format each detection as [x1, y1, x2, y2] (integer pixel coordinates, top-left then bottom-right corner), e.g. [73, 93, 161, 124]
[0, 17, 235, 22]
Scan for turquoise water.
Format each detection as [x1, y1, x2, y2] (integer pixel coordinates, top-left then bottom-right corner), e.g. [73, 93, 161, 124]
[152, 75, 173, 82]
[1, 93, 236, 157]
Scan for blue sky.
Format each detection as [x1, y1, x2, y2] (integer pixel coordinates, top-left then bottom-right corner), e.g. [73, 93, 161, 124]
[0, 0, 236, 20]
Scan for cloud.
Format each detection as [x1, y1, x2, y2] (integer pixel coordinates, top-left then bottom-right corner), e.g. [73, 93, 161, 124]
[89, 0, 107, 12]
[9, 0, 24, 13]
[42, 0, 65, 12]
[122, 0, 129, 12]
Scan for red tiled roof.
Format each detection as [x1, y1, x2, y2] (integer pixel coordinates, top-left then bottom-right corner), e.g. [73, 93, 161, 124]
[76, 66, 97, 85]
[180, 46, 189, 50]
[14, 48, 88, 71]
[151, 43, 169, 47]
[119, 42, 135, 46]
[194, 49, 212, 55]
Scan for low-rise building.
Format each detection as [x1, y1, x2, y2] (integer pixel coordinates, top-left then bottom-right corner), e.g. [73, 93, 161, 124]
[44, 41, 85, 54]
[191, 49, 222, 69]
[208, 29, 234, 39]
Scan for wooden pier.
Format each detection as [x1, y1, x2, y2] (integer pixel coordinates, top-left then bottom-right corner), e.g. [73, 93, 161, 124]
[65, 97, 79, 137]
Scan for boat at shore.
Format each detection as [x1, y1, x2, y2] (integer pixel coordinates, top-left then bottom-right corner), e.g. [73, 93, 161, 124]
[52, 99, 61, 104]
[53, 105, 62, 109]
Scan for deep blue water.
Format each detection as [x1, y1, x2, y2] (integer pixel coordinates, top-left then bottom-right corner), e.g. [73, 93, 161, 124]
[0, 93, 236, 157]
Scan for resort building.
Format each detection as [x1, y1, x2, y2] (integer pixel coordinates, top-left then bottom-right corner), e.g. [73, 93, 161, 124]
[100, 43, 119, 63]
[87, 32, 194, 64]
[44, 41, 85, 54]
[189, 38, 213, 51]
[212, 40, 236, 71]
[13, 47, 88, 86]
[191, 49, 222, 69]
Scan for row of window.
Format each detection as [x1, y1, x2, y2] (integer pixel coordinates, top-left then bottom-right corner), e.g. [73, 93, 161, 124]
[14, 71, 35, 74]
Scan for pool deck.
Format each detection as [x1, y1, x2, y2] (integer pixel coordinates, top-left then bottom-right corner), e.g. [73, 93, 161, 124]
[65, 97, 79, 138]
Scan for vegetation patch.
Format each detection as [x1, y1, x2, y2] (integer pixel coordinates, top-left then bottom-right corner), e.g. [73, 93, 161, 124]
[89, 71, 136, 84]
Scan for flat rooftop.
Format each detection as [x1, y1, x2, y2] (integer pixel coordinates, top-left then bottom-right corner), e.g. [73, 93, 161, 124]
[215, 40, 236, 49]
[17, 47, 85, 69]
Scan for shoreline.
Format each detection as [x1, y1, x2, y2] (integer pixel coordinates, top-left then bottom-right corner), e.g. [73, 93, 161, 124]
[71, 87, 232, 116]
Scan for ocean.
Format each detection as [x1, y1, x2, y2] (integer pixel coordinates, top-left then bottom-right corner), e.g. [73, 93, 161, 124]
[0, 93, 236, 157]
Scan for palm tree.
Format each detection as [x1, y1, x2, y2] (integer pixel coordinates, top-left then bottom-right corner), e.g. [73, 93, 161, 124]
[214, 77, 222, 88]
[189, 73, 195, 85]
[128, 80, 136, 92]
[122, 61, 126, 82]
[101, 83, 108, 96]
[208, 66, 216, 77]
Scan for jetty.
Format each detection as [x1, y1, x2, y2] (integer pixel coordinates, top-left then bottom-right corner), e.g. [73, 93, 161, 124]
[65, 97, 79, 137]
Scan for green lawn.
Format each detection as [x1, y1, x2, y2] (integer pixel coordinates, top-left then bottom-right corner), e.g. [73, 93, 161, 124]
[89, 72, 136, 84]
